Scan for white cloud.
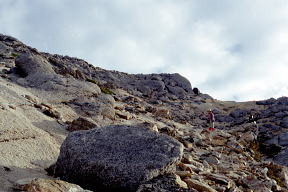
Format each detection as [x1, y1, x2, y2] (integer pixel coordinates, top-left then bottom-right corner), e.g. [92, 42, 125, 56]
[1, 0, 288, 101]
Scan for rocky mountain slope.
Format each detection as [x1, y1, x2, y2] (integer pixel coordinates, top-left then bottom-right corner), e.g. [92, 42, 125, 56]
[0, 34, 288, 192]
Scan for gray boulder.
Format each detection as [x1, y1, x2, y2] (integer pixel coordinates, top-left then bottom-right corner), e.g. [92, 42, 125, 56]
[15, 52, 55, 77]
[54, 125, 183, 192]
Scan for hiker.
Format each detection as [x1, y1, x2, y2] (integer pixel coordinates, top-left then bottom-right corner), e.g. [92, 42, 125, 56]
[247, 112, 259, 127]
[248, 114, 257, 125]
[207, 109, 215, 131]
[248, 112, 259, 141]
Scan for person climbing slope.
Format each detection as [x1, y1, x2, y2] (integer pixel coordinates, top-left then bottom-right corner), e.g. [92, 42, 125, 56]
[207, 109, 215, 131]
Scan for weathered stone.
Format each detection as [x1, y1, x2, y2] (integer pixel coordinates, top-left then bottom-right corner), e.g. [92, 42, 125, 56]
[159, 126, 176, 137]
[116, 111, 133, 120]
[55, 125, 183, 192]
[226, 140, 245, 153]
[201, 173, 232, 188]
[184, 178, 217, 192]
[175, 174, 189, 189]
[137, 174, 196, 192]
[15, 53, 55, 77]
[203, 155, 220, 165]
[176, 171, 193, 179]
[181, 163, 203, 173]
[154, 108, 171, 119]
[239, 175, 273, 192]
[43, 109, 61, 119]
[14, 178, 91, 192]
[24, 95, 38, 103]
[238, 131, 256, 145]
[67, 117, 97, 132]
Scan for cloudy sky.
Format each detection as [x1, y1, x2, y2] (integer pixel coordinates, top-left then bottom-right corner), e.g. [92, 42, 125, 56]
[1, 0, 288, 101]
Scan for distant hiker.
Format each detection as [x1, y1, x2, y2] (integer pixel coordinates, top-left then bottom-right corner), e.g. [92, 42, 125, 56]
[248, 112, 259, 141]
[248, 114, 257, 125]
[207, 109, 215, 131]
[247, 112, 259, 126]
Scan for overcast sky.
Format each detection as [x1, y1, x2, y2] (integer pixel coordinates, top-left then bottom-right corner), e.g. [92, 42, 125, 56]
[1, 0, 288, 101]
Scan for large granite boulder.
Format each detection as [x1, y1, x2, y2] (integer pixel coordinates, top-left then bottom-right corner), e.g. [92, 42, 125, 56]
[54, 125, 183, 192]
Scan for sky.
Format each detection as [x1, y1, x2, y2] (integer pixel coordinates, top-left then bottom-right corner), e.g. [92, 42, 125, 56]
[1, 0, 288, 101]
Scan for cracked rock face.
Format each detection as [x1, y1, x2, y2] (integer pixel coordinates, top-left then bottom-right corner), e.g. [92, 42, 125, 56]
[54, 125, 183, 192]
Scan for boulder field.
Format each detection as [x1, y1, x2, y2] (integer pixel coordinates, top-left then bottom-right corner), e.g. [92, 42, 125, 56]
[0, 34, 288, 192]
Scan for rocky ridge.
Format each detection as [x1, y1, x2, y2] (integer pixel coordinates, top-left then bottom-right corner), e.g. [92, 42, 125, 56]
[0, 34, 288, 192]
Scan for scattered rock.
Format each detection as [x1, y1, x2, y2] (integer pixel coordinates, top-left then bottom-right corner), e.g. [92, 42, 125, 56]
[184, 178, 217, 192]
[154, 108, 171, 119]
[137, 174, 195, 192]
[43, 109, 61, 119]
[14, 178, 92, 192]
[8, 105, 16, 110]
[67, 117, 97, 132]
[116, 111, 133, 120]
[24, 95, 38, 103]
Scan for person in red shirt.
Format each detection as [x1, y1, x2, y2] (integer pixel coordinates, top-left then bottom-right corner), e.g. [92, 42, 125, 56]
[207, 109, 215, 131]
